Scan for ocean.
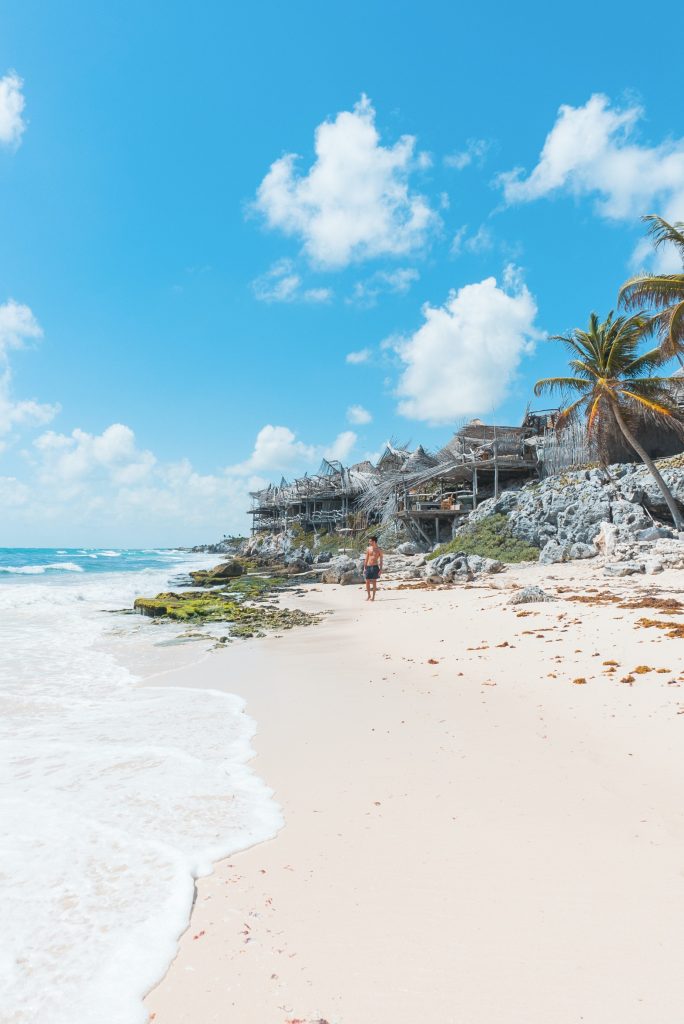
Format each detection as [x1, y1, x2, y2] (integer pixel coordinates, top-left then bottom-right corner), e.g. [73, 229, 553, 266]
[0, 549, 282, 1024]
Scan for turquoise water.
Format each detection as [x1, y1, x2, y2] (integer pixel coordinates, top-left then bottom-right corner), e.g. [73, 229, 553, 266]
[0, 545, 282, 1024]
[0, 546, 192, 577]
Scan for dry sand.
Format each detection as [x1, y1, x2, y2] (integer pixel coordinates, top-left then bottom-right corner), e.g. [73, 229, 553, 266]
[145, 560, 684, 1024]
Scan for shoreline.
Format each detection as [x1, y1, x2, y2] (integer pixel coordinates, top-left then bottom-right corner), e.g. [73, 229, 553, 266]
[144, 559, 684, 1023]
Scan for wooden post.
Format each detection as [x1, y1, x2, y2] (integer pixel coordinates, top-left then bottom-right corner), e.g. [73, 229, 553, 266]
[493, 440, 499, 499]
[473, 467, 478, 510]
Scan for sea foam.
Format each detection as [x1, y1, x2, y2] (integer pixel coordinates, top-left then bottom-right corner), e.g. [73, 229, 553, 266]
[0, 558, 282, 1024]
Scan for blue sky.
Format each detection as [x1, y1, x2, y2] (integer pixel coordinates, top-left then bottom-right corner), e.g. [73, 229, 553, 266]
[1, 0, 683, 545]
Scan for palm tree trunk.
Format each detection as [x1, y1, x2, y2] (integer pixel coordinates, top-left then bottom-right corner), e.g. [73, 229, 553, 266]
[611, 401, 684, 530]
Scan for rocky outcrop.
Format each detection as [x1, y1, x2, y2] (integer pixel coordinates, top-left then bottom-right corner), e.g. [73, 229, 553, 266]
[322, 555, 364, 585]
[133, 590, 323, 636]
[422, 552, 504, 583]
[460, 461, 684, 563]
[189, 560, 244, 585]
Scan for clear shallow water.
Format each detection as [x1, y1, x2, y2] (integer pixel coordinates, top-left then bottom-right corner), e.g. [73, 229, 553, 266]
[0, 549, 282, 1024]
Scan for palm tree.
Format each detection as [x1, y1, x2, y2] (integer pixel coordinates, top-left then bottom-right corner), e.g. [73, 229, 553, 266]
[534, 311, 684, 529]
[619, 215, 684, 363]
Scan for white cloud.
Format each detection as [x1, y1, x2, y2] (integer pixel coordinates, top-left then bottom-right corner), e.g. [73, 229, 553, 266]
[0, 391, 59, 437]
[0, 300, 43, 361]
[349, 267, 419, 306]
[393, 269, 540, 424]
[346, 348, 371, 365]
[254, 95, 437, 268]
[227, 425, 317, 475]
[499, 94, 684, 232]
[0, 475, 29, 507]
[346, 404, 372, 425]
[33, 424, 157, 489]
[0, 301, 59, 442]
[227, 423, 357, 476]
[444, 138, 490, 170]
[0, 71, 26, 147]
[252, 259, 332, 304]
[324, 430, 357, 462]
[451, 224, 493, 256]
[5, 415, 360, 543]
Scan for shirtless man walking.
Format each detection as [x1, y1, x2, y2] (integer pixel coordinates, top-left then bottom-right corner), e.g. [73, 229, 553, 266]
[363, 535, 384, 602]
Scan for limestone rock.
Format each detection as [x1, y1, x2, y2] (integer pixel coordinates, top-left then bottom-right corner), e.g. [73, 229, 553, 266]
[508, 586, 556, 605]
[603, 562, 644, 576]
[339, 569, 363, 585]
[568, 542, 597, 559]
[635, 526, 674, 542]
[539, 540, 569, 564]
[397, 541, 420, 556]
[594, 522, 619, 557]
[189, 560, 243, 584]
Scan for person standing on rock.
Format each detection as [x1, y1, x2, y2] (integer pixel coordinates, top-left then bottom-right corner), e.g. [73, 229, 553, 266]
[363, 536, 383, 601]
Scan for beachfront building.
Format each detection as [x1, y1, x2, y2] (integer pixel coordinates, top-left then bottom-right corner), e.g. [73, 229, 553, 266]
[248, 458, 381, 537]
[247, 373, 684, 543]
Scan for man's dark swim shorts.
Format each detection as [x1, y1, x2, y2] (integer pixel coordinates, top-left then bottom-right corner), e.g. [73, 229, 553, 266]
[364, 564, 380, 581]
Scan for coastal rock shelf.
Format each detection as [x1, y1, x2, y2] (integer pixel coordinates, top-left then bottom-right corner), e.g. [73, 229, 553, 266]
[465, 459, 684, 552]
[133, 590, 323, 637]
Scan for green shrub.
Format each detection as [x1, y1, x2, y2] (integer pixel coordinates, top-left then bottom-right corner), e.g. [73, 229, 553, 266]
[427, 513, 539, 563]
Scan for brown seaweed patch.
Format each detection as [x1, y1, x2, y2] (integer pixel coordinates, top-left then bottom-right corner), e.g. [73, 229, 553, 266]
[635, 617, 684, 639]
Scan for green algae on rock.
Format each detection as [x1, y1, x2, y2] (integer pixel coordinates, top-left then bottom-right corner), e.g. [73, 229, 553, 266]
[188, 559, 244, 584]
[132, 589, 323, 636]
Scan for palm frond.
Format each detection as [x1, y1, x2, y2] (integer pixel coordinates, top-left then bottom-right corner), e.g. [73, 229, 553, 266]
[586, 394, 604, 435]
[568, 358, 601, 379]
[619, 274, 684, 311]
[618, 389, 678, 419]
[555, 395, 590, 426]
[643, 214, 684, 259]
[622, 345, 668, 375]
[666, 302, 684, 353]
[533, 376, 591, 398]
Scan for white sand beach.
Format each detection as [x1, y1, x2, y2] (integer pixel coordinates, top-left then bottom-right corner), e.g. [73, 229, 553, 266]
[144, 561, 684, 1024]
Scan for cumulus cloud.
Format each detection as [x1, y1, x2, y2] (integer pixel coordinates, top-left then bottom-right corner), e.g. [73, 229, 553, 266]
[499, 94, 684, 232]
[33, 424, 157, 490]
[346, 348, 371, 365]
[254, 95, 437, 268]
[346, 404, 372, 425]
[252, 259, 332, 304]
[0, 391, 59, 437]
[227, 425, 317, 475]
[393, 269, 540, 424]
[11, 423, 264, 542]
[324, 430, 357, 462]
[0, 301, 59, 442]
[349, 267, 419, 307]
[228, 423, 357, 476]
[444, 138, 490, 170]
[0, 300, 43, 361]
[0, 71, 26, 147]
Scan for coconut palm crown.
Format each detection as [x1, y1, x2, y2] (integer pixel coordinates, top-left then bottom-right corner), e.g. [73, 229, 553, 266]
[534, 310, 684, 529]
[619, 215, 684, 361]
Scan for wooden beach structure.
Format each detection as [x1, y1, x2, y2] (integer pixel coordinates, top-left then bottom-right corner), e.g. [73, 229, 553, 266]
[247, 374, 684, 544]
[359, 417, 550, 546]
[248, 458, 382, 537]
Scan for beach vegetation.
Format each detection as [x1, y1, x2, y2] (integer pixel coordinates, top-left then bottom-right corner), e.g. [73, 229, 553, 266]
[427, 514, 539, 563]
[534, 311, 684, 529]
[619, 215, 684, 364]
